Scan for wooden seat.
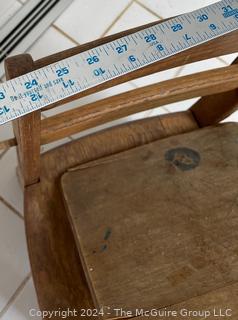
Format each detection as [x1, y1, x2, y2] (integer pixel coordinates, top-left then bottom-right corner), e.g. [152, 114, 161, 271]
[25, 111, 198, 313]
[2, 15, 238, 320]
[61, 123, 238, 318]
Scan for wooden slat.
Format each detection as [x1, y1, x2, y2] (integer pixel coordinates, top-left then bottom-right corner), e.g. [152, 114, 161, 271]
[40, 64, 238, 144]
[0, 138, 17, 150]
[33, 26, 238, 111]
[4, 54, 41, 186]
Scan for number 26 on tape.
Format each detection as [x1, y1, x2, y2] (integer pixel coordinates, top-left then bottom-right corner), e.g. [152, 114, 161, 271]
[87, 56, 99, 65]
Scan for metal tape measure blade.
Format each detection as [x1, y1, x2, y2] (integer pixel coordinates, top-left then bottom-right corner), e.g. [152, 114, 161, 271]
[0, 0, 238, 125]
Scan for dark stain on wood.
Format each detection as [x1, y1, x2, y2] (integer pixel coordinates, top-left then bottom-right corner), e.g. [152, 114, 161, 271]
[167, 265, 194, 286]
[165, 147, 201, 171]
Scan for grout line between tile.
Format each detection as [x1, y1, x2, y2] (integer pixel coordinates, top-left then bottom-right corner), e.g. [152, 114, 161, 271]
[52, 24, 80, 46]
[217, 56, 229, 66]
[174, 65, 185, 78]
[135, 0, 164, 20]
[147, 105, 171, 116]
[163, 106, 171, 113]
[0, 148, 9, 159]
[101, 0, 134, 38]
[0, 195, 24, 220]
[0, 273, 31, 318]
[130, 81, 139, 89]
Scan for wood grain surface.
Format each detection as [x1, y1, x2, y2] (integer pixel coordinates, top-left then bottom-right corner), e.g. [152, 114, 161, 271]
[62, 123, 238, 319]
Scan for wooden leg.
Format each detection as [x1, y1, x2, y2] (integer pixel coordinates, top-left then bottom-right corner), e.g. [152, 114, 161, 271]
[190, 58, 238, 127]
[4, 54, 41, 187]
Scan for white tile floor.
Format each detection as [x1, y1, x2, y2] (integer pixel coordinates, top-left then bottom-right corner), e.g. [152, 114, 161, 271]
[0, 0, 238, 319]
[0, 0, 22, 29]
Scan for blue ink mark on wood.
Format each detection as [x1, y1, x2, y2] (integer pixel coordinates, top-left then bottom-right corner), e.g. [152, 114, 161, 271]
[104, 227, 112, 241]
[100, 244, 107, 252]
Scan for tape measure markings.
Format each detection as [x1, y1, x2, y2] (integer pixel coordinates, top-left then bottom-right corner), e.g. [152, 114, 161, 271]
[0, 0, 238, 125]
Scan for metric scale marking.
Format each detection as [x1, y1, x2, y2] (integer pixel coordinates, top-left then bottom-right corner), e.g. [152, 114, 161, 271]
[0, 0, 238, 125]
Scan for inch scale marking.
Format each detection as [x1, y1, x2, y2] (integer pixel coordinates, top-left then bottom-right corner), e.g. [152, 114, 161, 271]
[0, 0, 238, 125]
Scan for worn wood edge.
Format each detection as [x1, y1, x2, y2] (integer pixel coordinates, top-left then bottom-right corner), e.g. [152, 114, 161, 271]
[62, 112, 200, 173]
[40, 65, 238, 144]
[24, 182, 95, 318]
[60, 184, 102, 312]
